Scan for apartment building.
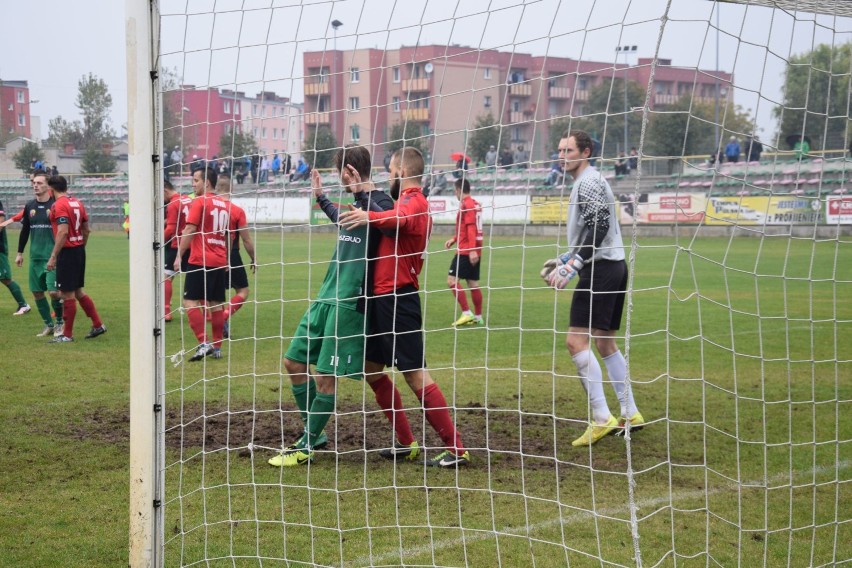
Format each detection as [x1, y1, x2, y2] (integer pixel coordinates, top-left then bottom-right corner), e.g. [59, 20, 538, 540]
[0, 80, 32, 140]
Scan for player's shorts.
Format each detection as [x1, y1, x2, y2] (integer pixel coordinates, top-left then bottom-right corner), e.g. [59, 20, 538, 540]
[365, 285, 426, 372]
[56, 247, 86, 291]
[448, 254, 480, 281]
[183, 263, 227, 303]
[228, 248, 249, 290]
[0, 252, 11, 280]
[29, 258, 58, 293]
[569, 259, 628, 331]
[285, 301, 366, 378]
[165, 248, 190, 276]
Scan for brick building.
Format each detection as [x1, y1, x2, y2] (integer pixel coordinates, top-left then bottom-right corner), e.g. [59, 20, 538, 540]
[0, 80, 32, 140]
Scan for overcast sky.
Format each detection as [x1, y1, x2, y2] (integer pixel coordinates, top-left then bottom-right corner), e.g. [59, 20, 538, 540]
[3, 0, 851, 145]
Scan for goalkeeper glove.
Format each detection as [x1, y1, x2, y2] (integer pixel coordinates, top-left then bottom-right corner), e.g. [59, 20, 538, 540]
[547, 254, 584, 289]
[540, 252, 578, 280]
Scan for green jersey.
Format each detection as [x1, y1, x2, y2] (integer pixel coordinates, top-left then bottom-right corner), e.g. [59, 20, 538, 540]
[315, 224, 371, 311]
[18, 197, 56, 261]
[0, 200, 7, 255]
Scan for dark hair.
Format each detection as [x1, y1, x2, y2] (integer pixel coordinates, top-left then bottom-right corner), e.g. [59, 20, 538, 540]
[392, 147, 424, 179]
[333, 145, 373, 179]
[47, 175, 68, 193]
[568, 130, 594, 157]
[197, 166, 218, 190]
[32, 171, 48, 183]
[163, 179, 174, 190]
[455, 178, 471, 194]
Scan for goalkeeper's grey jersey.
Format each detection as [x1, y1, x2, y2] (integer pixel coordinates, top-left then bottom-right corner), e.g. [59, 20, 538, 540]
[566, 166, 625, 262]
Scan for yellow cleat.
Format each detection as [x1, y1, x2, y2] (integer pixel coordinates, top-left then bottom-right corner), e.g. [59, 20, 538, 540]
[616, 412, 645, 436]
[453, 314, 475, 327]
[268, 448, 313, 467]
[572, 415, 619, 447]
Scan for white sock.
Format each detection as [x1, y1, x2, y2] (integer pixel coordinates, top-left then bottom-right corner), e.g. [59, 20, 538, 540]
[463, 310, 473, 316]
[603, 350, 638, 419]
[572, 350, 611, 424]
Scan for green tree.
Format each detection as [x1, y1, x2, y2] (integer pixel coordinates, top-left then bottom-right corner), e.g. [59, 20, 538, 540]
[387, 121, 429, 157]
[548, 117, 573, 158]
[80, 146, 117, 175]
[570, 78, 646, 157]
[47, 116, 84, 148]
[466, 113, 501, 163]
[12, 141, 45, 174]
[76, 73, 115, 148]
[775, 43, 852, 151]
[303, 126, 338, 169]
[219, 129, 258, 161]
[159, 67, 183, 154]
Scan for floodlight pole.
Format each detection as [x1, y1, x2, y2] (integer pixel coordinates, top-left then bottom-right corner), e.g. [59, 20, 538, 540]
[331, 19, 343, 143]
[616, 45, 637, 155]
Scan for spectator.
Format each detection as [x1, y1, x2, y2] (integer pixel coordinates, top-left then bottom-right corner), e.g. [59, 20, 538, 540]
[383, 150, 392, 173]
[170, 145, 183, 175]
[259, 155, 270, 183]
[271, 154, 281, 178]
[794, 138, 810, 161]
[209, 155, 219, 173]
[250, 154, 259, 184]
[189, 155, 205, 173]
[724, 136, 741, 163]
[614, 152, 628, 176]
[544, 153, 563, 186]
[628, 147, 638, 172]
[746, 137, 763, 162]
[453, 156, 468, 179]
[485, 145, 498, 171]
[283, 153, 292, 176]
[291, 158, 310, 182]
[500, 146, 513, 170]
[514, 145, 529, 169]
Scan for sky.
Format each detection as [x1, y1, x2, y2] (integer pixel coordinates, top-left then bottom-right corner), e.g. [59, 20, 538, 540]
[3, 0, 852, 145]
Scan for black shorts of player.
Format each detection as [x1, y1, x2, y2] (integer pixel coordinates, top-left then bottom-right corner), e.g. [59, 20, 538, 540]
[365, 285, 427, 372]
[570, 259, 628, 331]
[56, 246, 85, 292]
[448, 253, 480, 281]
[183, 263, 227, 303]
[164, 248, 189, 273]
[228, 248, 249, 290]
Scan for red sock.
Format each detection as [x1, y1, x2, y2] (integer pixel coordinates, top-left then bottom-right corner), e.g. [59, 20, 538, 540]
[62, 298, 77, 338]
[416, 383, 465, 454]
[450, 283, 469, 312]
[78, 294, 102, 328]
[470, 287, 483, 316]
[229, 295, 245, 316]
[210, 310, 224, 349]
[369, 374, 415, 445]
[187, 307, 207, 343]
[164, 279, 173, 314]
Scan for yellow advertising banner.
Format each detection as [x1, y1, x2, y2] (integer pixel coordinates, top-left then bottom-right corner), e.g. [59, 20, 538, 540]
[703, 196, 822, 226]
[530, 196, 569, 224]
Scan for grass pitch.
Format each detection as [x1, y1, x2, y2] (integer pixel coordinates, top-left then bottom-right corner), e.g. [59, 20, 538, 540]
[0, 229, 849, 567]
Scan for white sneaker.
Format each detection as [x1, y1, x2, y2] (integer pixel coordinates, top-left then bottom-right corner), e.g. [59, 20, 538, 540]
[13, 305, 31, 316]
[54, 323, 64, 337]
[36, 325, 55, 337]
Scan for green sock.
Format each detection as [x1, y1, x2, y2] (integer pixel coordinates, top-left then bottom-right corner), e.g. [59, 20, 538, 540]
[6, 281, 26, 307]
[52, 298, 64, 323]
[35, 297, 53, 325]
[306, 392, 335, 449]
[290, 379, 317, 427]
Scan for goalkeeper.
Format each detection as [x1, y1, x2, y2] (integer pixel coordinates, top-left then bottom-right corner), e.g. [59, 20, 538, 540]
[541, 130, 643, 447]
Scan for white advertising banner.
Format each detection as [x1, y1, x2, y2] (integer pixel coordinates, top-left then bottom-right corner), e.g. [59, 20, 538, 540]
[232, 197, 312, 224]
[428, 195, 529, 224]
[826, 196, 852, 225]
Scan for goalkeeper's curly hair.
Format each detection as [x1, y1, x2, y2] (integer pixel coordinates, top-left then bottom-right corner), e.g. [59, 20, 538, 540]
[562, 129, 595, 158]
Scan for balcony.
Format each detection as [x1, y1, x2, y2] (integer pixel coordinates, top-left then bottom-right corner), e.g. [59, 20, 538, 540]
[574, 89, 589, 101]
[305, 82, 329, 96]
[654, 93, 678, 105]
[403, 108, 430, 122]
[402, 78, 430, 92]
[509, 111, 531, 123]
[508, 82, 532, 97]
[548, 86, 571, 99]
[304, 111, 331, 125]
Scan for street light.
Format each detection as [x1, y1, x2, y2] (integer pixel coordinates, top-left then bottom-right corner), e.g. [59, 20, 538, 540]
[615, 45, 638, 154]
[181, 106, 198, 157]
[330, 19, 343, 144]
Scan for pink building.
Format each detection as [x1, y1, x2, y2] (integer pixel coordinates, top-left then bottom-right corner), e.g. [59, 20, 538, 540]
[0, 80, 31, 139]
[232, 90, 304, 164]
[168, 86, 241, 159]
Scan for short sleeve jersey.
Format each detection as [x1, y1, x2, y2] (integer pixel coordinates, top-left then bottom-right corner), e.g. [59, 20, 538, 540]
[186, 193, 229, 267]
[19, 197, 56, 260]
[165, 194, 193, 249]
[227, 201, 247, 252]
[455, 195, 483, 255]
[50, 195, 88, 248]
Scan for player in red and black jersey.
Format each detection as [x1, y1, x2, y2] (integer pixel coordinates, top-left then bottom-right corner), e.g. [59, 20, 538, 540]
[445, 178, 484, 327]
[339, 147, 469, 468]
[175, 166, 230, 361]
[163, 179, 192, 322]
[45, 175, 105, 343]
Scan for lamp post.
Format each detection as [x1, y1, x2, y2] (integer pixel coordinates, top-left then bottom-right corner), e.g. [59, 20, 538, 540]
[181, 106, 198, 151]
[330, 19, 343, 143]
[615, 45, 638, 154]
[714, 5, 721, 154]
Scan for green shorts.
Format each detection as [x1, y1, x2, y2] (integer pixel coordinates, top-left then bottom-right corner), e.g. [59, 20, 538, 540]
[0, 253, 11, 280]
[29, 258, 58, 293]
[285, 301, 366, 379]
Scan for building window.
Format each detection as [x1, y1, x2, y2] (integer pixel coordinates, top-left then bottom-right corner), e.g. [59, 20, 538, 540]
[484, 95, 492, 108]
[262, 127, 267, 138]
[252, 104, 258, 117]
[511, 100, 521, 112]
[273, 128, 278, 139]
[392, 97, 400, 112]
[261, 106, 266, 118]
[224, 101, 231, 114]
[18, 113, 25, 126]
[512, 126, 521, 141]
[484, 68, 492, 80]
[349, 97, 360, 111]
[350, 67, 360, 83]
[578, 78, 588, 90]
[253, 127, 259, 138]
[393, 67, 400, 83]
[350, 124, 360, 142]
[319, 67, 329, 83]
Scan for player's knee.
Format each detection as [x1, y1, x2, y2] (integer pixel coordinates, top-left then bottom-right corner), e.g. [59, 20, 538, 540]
[283, 357, 306, 377]
[447, 277, 457, 288]
[315, 375, 336, 394]
[0, 279, 10, 286]
[566, 334, 588, 356]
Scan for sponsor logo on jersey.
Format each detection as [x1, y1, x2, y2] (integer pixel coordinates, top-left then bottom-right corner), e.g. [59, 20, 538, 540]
[339, 234, 362, 243]
[30, 209, 36, 217]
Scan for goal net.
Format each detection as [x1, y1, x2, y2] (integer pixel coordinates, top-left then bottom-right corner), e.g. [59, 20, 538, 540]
[127, 0, 852, 566]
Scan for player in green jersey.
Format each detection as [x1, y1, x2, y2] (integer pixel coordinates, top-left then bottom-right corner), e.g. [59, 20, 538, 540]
[0, 198, 30, 317]
[15, 172, 64, 336]
[269, 145, 402, 467]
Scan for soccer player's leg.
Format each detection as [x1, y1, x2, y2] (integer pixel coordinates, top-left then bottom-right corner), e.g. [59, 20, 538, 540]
[464, 255, 483, 325]
[46, 269, 64, 335]
[50, 248, 85, 342]
[224, 250, 249, 325]
[183, 264, 211, 359]
[70, 249, 105, 339]
[164, 247, 178, 322]
[205, 267, 227, 355]
[30, 260, 55, 335]
[0, 252, 29, 315]
[448, 255, 473, 326]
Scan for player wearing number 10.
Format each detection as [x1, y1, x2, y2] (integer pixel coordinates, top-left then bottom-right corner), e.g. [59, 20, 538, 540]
[45, 175, 106, 343]
[176, 167, 229, 361]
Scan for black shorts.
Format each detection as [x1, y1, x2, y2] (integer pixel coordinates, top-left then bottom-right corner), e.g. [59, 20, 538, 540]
[448, 254, 480, 281]
[56, 247, 85, 292]
[228, 248, 249, 290]
[164, 248, 190, 274]
[570, 259, 628, 331]
[183, 263, 227, 303]
[365, 285, 426, 372]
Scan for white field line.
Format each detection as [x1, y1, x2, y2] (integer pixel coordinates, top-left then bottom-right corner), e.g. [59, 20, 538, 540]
[346, 460, 851, 568]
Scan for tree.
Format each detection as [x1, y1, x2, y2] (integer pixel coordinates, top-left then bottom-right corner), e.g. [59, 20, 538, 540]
[570, 78, 646, 157]
[76, 73, 115, 148]
[47, 116, 84, 149]
[466, 113, 502, 163]
[219, 129, 258, 161]
[387, 121, 429, 157]
[80, 146, 117, 175]
[12, 141, 45, 174]
[774, 43, 852, 151]
[160, 66, 183, 153]
[303, 127, 337, 169]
